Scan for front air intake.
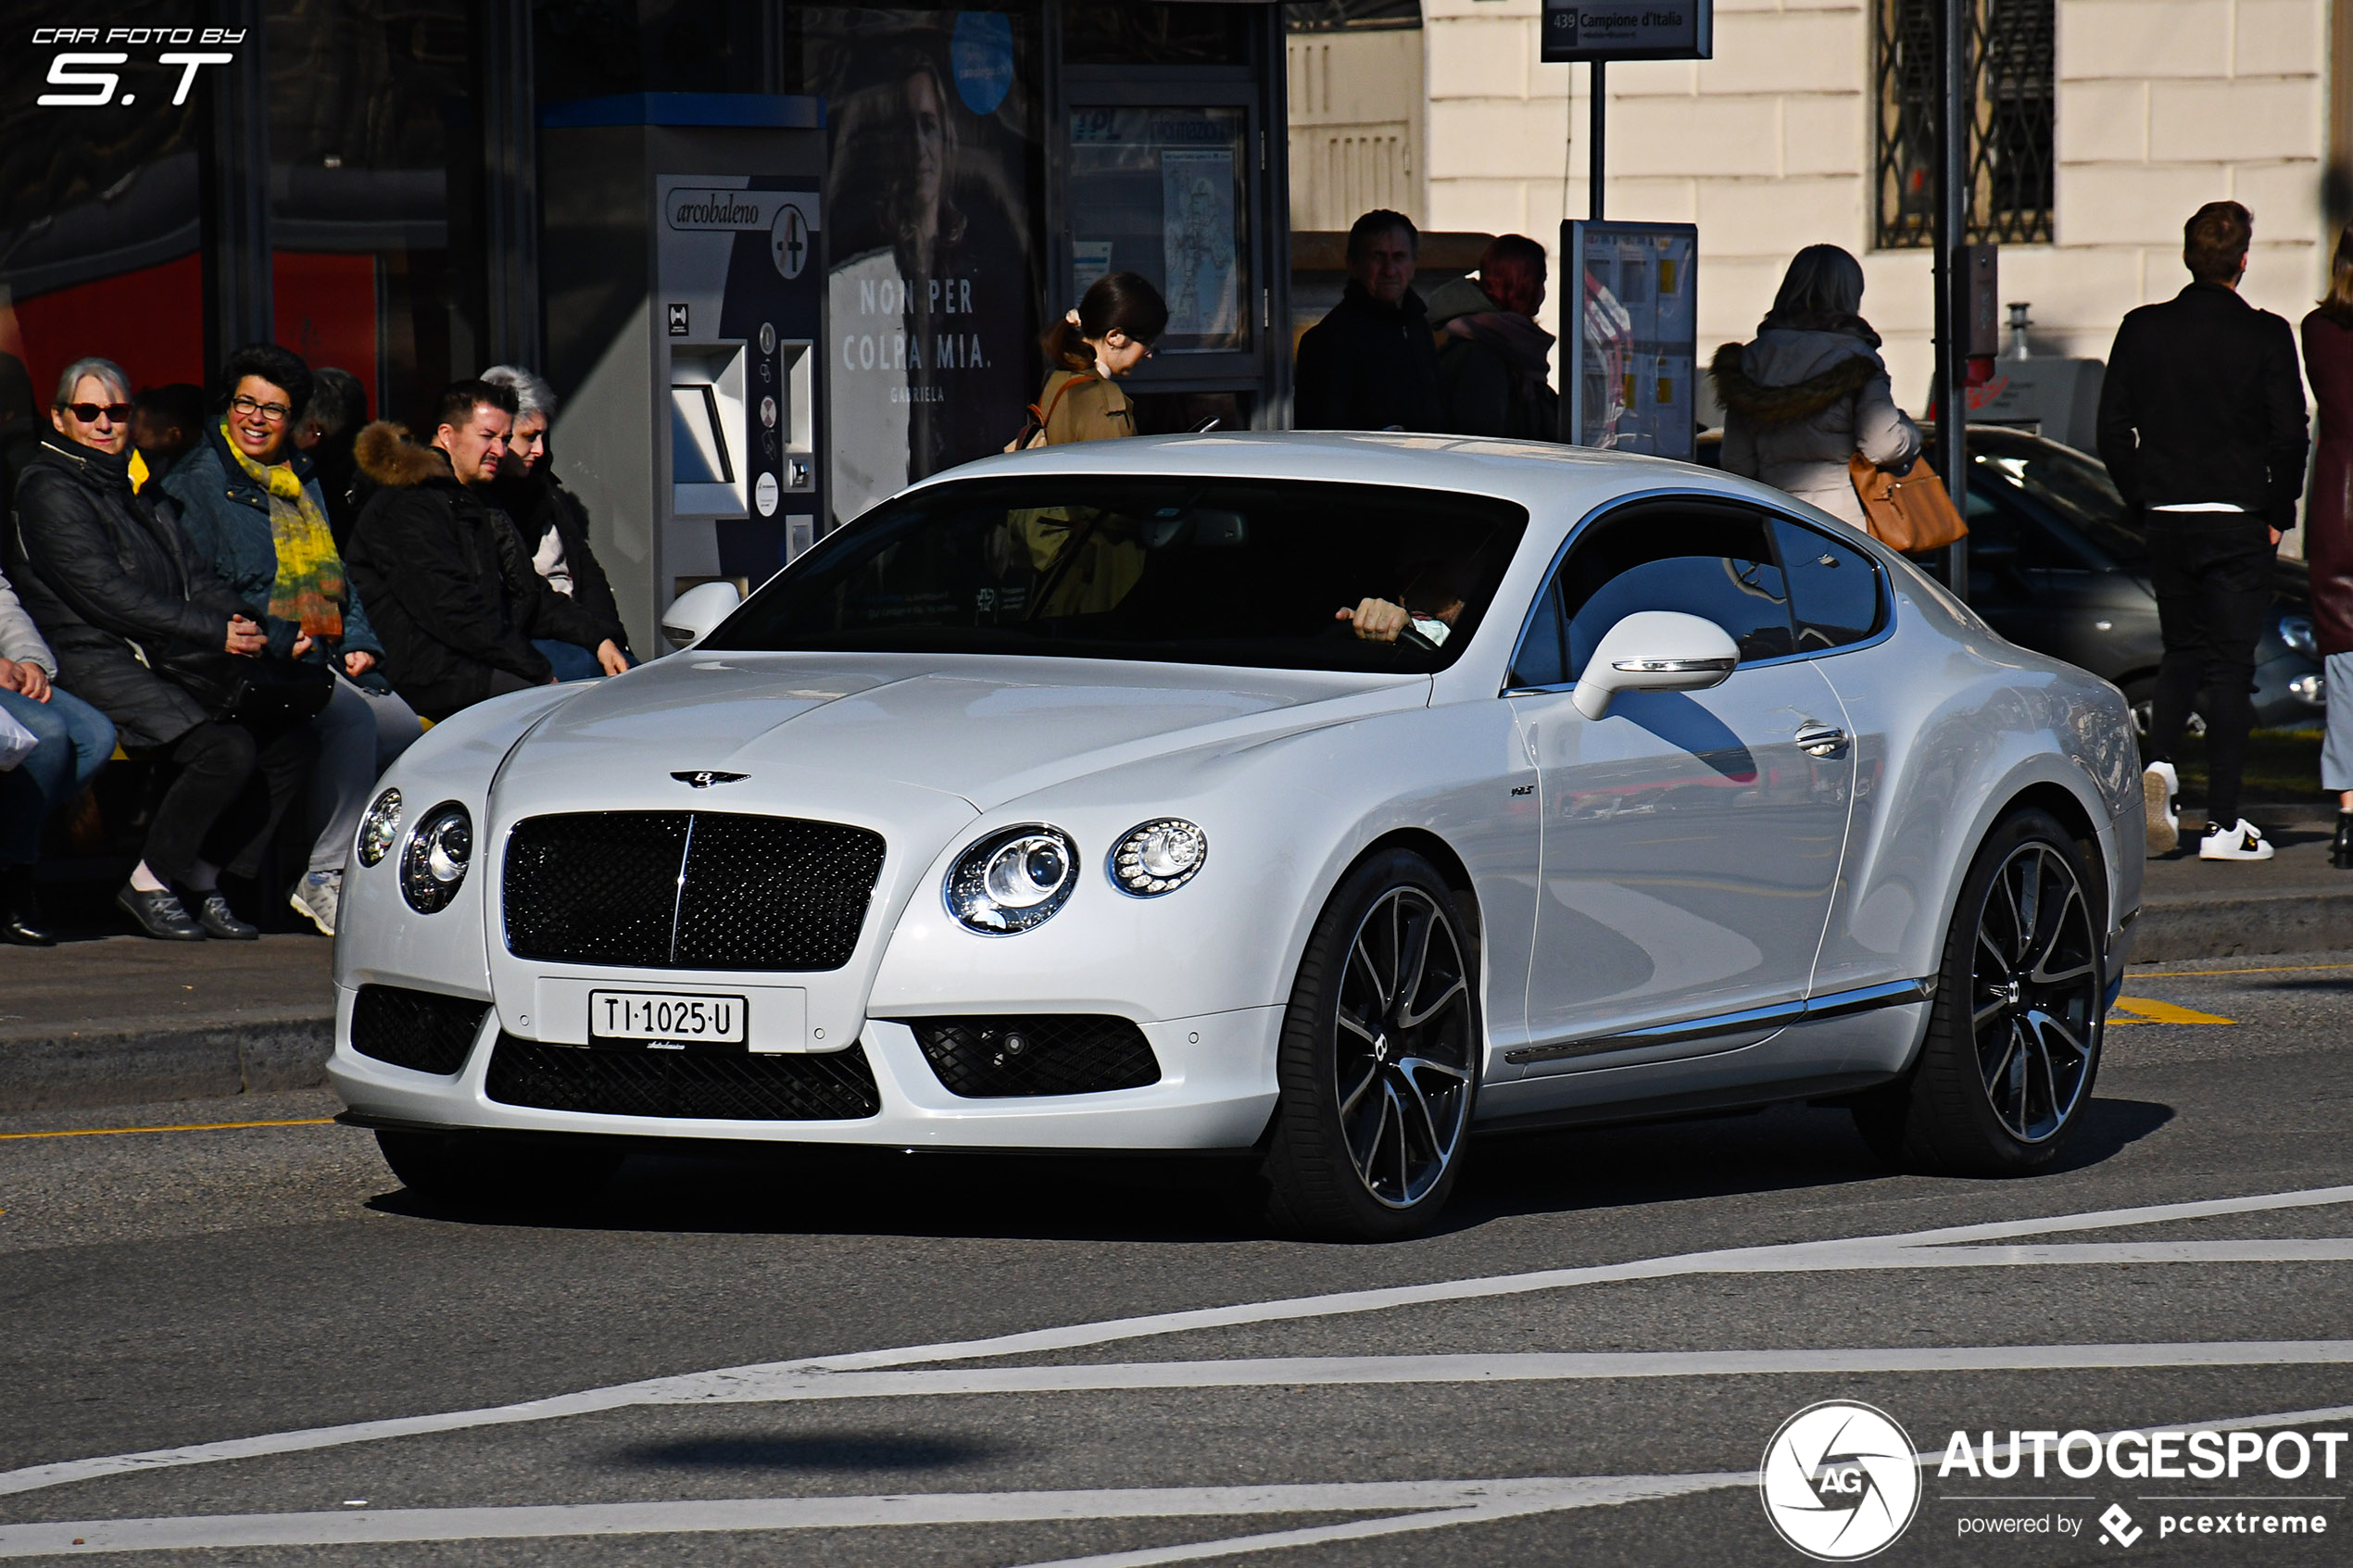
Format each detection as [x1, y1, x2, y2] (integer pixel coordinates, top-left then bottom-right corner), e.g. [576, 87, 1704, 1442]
[349, 985, 491, 1075]
[484, 1035, 883, 1121]
[903, 1015, 1162, 1098]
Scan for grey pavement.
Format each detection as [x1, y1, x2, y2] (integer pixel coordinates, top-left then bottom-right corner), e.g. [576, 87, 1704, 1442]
[0, 950, 2347, 1563]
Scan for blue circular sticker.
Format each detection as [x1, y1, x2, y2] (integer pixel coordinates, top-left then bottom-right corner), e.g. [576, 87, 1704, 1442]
[951, 12, 1013, 117]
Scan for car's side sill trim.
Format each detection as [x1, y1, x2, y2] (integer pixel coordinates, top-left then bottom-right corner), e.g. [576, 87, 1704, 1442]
[1503, 977, 1934, 1066]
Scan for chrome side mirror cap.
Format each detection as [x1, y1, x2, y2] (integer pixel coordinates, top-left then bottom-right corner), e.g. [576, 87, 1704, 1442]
[1571, 610, 1739, 720]
[661, 580, 742, 650]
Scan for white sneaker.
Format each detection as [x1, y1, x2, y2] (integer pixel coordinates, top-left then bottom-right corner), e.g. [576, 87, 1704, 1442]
[2198, 820, 2274, 861]
[289, 870, 341, 935]
[2142, 761, 2179, 855]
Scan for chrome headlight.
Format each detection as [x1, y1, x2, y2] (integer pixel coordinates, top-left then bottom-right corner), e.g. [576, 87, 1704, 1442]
[399, 802, 472, 913]
[2278, 612, 2318, 660]
[945, 824, 1076, 934]
[356, 787, 402, 868]
[1109, 819, 1207, 897]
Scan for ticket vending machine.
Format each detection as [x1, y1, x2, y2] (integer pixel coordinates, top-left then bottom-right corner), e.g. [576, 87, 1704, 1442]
[540, 107, 826, 650]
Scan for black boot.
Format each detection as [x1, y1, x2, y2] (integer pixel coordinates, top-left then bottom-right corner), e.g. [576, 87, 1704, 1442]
[2, 864, 54, 946]
[2334, 812, 2353, 870]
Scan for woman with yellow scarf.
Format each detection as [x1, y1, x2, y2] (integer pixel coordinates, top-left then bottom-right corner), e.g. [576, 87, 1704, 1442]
[165, 345, 420, 936]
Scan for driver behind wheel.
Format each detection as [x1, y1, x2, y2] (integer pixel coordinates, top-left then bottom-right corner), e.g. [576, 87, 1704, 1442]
[1335, 561, 1470, 645]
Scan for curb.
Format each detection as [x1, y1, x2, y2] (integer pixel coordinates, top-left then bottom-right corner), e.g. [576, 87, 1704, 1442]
[0, 1018, 333, 1115]
[2130, 892, 2353, 963]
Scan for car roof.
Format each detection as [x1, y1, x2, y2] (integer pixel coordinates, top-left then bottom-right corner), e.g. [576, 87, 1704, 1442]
[909, 431, 1759, 521]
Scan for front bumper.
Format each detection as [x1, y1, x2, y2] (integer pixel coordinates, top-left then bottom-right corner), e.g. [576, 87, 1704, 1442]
[326, 985, 1284, 1151]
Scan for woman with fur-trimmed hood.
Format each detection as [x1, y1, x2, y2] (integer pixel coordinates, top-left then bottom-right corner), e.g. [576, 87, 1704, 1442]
[1710, 245, 1921, 531]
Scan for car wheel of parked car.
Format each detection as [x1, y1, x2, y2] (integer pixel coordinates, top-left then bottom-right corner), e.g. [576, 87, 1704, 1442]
[1260, 849, 1480, 1241]
[1852, 808, 2104, 1176]
[375, 1128, 624, 1207]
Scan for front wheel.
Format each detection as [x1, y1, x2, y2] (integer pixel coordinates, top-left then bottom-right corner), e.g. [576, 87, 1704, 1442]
[1260, 850, 1480, 1241]
[1853, 808, 2104, 1174]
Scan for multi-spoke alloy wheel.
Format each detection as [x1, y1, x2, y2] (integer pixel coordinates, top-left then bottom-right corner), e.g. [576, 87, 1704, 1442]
[1263, 850, 1481, 1239]
[1852, 808, 2105, 1175]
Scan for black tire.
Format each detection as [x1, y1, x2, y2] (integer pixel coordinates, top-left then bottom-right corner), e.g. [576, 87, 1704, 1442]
[1852, 808, 2105, 1175]
[1260, 849, 1480, 1241]
[375, 1129, 624, 1208]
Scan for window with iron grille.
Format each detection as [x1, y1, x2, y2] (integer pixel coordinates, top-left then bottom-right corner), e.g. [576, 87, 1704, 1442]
[1875, 0, 2054, 248]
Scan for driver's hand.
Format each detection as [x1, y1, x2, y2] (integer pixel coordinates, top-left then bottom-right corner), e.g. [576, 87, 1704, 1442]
[1337, 597, 1409, 642]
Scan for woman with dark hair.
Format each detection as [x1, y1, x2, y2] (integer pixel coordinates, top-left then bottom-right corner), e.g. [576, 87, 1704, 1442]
[1710, 244, 1922, 530]
[8, 356, 316, 940]
[2301, 224, 2353, 867]
[165, 343, 417, 935]
[1022, 271, 1168, 446]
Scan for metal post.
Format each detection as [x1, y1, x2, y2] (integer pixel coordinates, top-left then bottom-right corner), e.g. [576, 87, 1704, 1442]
[1589, 61, 1606, 221]
[476, 0, 541, 370]
[1934, 0, 1969, 596]
[198, 0, 271, 363]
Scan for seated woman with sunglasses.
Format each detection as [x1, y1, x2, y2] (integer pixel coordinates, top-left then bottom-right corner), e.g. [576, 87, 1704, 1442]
[6, 357, 318, 940]
[167, 344, 419, 936]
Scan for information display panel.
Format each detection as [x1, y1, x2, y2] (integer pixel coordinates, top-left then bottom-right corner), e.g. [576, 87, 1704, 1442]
[1562, 220, 1697, 460]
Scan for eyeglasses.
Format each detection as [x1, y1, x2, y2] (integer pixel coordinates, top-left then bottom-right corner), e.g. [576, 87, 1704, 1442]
[62, 402, 132, 423]
[230, 394, 292, 423]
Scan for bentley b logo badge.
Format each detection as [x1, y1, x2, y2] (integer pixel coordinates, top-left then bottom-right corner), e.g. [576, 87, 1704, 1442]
[672, 771, 747, 788]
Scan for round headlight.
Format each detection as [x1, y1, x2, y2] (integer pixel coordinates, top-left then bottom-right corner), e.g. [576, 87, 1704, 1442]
[356, 787, 402, 868]
[945, 825, 1077, 934]
[1109, 819, 1207, 897]
[399, 802, 473, 913]
[2279, 612, 2319, 660]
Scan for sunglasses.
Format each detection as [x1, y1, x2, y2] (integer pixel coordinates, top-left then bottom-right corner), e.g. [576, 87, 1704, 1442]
[61, 401, 133, 423]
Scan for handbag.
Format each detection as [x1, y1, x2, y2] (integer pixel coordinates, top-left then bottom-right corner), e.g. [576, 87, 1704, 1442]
[1003, 372, 1097, 453]
[157, 648, 336, 728]
[1848, 452, 1969, 554]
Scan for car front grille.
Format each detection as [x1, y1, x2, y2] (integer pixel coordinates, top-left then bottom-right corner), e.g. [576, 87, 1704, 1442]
[503, 811, 886, 972]
[484, 1035, 883, 1121]
[349, 985, 490, 1075]
[903, 1015, 1162, 1098]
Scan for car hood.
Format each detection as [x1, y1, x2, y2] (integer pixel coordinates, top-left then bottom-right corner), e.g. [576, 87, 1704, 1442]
[494, 653, 1431, 811]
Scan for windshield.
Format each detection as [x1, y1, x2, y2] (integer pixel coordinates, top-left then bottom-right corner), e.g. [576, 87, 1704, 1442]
[703, 476, 1530, 673]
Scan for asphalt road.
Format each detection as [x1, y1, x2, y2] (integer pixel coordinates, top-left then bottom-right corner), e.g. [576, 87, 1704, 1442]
[3, 951, 2350, 1565]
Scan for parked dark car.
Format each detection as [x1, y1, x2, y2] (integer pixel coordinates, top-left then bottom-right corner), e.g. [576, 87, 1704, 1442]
[1695, 425, 2324, 734]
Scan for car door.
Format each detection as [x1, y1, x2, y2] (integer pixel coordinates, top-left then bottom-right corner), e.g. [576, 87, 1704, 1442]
[1504, 500, 1857, 1085]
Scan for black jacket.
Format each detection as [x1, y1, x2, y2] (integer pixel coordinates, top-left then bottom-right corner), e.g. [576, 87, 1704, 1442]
[485, 457, 634, 658]
[1293, 281, 1444, 433]
[2096, 282, 2309, 529]
[343, 423, 612, 721]
[6, 436, 257, 749]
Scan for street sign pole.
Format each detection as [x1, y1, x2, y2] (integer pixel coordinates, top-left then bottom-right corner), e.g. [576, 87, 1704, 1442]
[1934, 0, 1970, 598]
[1589, 59, 1605, 221]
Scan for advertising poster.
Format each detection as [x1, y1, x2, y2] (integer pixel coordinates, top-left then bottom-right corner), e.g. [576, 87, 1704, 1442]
[1563, 220, 1696, 459]
[803, 8, 1043, 529]
[1160, 149, 1239, 340]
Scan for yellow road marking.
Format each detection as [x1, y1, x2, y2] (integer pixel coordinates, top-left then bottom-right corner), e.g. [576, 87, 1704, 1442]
[2131, 961, 2353, 979]
[0, 1117, 334, 1143]
[2108, 996, 2237, 1026]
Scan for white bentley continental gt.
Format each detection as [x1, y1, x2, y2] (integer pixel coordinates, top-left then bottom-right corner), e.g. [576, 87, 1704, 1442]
[332, 434, 2143, 1239]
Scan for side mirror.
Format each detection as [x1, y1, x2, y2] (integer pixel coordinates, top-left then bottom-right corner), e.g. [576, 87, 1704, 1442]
[661, 581, 741, 650]
[1571, 610, 1739, 720]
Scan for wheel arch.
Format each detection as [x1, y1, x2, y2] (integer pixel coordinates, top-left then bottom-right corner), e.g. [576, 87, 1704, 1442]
[1351, 827, 1483, 951]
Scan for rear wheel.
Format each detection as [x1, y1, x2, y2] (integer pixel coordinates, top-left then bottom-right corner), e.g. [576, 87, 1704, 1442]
[1260, 850, 1479, 1241]
[1853, 808, 2104, 1175]
[375, 1129, 624, 1208]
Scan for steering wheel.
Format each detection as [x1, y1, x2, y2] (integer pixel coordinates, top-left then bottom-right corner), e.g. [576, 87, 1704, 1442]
[1395, 622, 1442, 654]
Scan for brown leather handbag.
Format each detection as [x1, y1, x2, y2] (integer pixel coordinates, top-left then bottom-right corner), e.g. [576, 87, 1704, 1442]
[1849, 452, 1969, 553]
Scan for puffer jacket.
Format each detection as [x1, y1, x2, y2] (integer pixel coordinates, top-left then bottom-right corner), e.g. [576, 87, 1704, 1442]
[343, 423, 612, 721]
[6, 435, 256, 749]
[164, 421, 385, 665]
[1711, 325, 1922, 530]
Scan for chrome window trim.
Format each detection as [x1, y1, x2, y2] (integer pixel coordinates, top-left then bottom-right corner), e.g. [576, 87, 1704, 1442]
[1502, 977, 1934, 1067]
[1498, 489, 1895, 697]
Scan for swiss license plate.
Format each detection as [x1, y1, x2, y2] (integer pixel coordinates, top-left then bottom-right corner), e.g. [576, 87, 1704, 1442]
[589, 990, 747, 1047]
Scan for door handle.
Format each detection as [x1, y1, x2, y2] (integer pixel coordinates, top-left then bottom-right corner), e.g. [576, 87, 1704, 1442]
[1795, 722, 1848, 758]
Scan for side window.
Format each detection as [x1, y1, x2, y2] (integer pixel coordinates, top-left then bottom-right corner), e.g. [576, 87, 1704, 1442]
[1554, 506, 1794, 679]
[1768, 517, 1884, 651]
[1509, 576, 1568, 687]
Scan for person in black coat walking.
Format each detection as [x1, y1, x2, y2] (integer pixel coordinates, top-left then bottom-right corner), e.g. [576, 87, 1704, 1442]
[6, 356, 317, 940]
[1293, 210, 1443, 433]
[344, 380, 624, 721]
[2097, 201, 2310, 862]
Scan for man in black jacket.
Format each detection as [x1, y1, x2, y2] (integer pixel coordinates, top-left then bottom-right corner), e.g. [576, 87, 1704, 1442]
[2097, 201, 2309, 862]
[1294, 210, 1443, 433]
[344, 381, 623, 721]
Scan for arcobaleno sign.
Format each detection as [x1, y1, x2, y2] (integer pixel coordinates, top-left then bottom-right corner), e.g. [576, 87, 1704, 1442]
[1540, 0, 1714, 62]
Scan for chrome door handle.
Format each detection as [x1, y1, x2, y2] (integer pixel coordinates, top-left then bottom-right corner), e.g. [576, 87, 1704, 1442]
[1795, 722, 1848, 758]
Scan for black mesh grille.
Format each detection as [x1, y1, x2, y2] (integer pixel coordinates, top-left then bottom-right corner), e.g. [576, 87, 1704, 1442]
[904, 1015, 1162, 1098]
[484, 1035, 882, 1120]
[350, 985, 490, 1075]
[502, 811, 885, 972]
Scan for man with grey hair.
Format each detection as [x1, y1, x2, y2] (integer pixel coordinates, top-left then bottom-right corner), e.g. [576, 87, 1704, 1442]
[481, 364, 635, 671]
[1293, 209, 1442, 433]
